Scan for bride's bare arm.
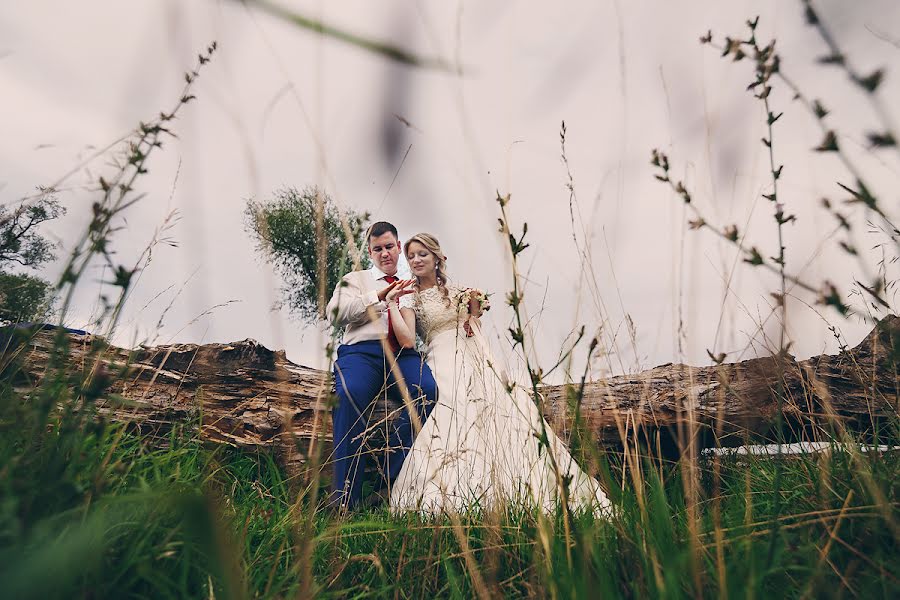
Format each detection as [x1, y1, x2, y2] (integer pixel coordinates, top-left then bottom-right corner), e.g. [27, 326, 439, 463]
[396, 307, 417, 348]
[384, 302, 415, 348]
[385, 280, 417, 349]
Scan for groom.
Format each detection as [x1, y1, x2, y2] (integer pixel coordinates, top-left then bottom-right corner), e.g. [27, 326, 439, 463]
[326, 221, 437, 511]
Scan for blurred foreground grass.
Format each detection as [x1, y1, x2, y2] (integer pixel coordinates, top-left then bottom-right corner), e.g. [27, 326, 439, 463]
[1, 355, 897, 599]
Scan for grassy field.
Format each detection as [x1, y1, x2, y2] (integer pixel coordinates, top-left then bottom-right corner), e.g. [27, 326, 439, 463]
[1, 357, 897, 600]
[1, 13, 898, 595]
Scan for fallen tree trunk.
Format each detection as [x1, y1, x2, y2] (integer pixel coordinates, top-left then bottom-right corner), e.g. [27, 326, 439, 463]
[5, 316, 899, 472]
[541, 316, 900, 455]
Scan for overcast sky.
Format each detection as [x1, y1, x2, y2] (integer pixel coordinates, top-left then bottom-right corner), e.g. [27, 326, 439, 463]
[2, 0, 899, 379]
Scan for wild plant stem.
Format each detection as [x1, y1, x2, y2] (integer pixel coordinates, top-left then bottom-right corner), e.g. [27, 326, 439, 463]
[496, 193, 575, 570]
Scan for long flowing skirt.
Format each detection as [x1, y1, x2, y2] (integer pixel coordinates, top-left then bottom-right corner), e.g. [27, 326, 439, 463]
[389, 326, 610, 516]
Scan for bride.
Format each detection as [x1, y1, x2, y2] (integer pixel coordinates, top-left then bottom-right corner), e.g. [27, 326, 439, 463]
[385, 233, 610, 515]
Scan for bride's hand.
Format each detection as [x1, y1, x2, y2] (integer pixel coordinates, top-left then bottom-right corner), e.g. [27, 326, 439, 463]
[463, 316, 480, 337]
[377, 280, 400, 302]
[385, 279, 416, 303]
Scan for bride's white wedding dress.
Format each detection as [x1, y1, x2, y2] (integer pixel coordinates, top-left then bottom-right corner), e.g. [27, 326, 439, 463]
[390, 285, 610, 515]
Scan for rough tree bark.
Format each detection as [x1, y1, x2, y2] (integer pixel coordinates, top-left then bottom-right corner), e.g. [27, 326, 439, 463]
[5, 315, 898, 473]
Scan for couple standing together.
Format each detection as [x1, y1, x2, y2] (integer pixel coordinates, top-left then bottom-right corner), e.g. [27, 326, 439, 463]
[326, 221, 610, 515]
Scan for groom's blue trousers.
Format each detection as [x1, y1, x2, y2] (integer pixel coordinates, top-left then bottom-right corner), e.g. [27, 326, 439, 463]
[331, 340, 437, 509]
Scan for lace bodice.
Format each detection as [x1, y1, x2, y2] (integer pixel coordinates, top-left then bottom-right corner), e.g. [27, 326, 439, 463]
[400, 285, 469, 342]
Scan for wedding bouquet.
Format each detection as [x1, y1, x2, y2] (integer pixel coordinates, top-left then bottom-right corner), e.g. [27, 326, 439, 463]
[457, 288, 491, 313]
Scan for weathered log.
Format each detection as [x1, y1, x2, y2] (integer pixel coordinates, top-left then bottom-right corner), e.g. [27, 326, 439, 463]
[541, 316, 899, 455]
[5, 316, 899, 472]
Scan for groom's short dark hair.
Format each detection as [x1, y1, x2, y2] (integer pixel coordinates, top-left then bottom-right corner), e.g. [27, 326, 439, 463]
[367, 221, 398, 244]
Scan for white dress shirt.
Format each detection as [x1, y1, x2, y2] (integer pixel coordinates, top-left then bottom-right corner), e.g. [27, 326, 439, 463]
[326, 266, 396, 345]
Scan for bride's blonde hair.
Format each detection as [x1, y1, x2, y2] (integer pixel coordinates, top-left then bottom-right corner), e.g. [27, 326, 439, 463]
[404, 233, 450, 306]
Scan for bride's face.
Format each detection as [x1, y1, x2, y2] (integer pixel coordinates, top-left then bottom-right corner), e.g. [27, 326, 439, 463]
[406, 241, 436, 278]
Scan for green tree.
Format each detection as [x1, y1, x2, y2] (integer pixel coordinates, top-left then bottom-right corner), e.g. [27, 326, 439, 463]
[0, 271, 53, 322]
[0, 193, 65, 322]
[245, 186, 369, 323]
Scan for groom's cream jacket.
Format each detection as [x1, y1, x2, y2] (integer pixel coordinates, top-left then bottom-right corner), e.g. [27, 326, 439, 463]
[326, 266, 395, 346]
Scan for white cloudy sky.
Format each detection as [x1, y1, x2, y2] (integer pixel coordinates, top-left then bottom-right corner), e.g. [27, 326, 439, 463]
[2, 0, 899, 378]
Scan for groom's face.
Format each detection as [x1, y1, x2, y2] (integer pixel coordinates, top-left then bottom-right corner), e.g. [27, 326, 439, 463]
[369, 231, 401, 276]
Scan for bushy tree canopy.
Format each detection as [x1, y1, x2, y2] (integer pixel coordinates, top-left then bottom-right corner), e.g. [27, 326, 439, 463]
[245, 186, 369, 323]
[0, 271, 53, 322]
[0, 194, 64, 269]
[0, 194, 65, 323]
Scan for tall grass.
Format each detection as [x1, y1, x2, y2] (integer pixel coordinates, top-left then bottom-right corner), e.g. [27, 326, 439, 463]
[0, 404, 896, 599]
[1, 5, 899, 599]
